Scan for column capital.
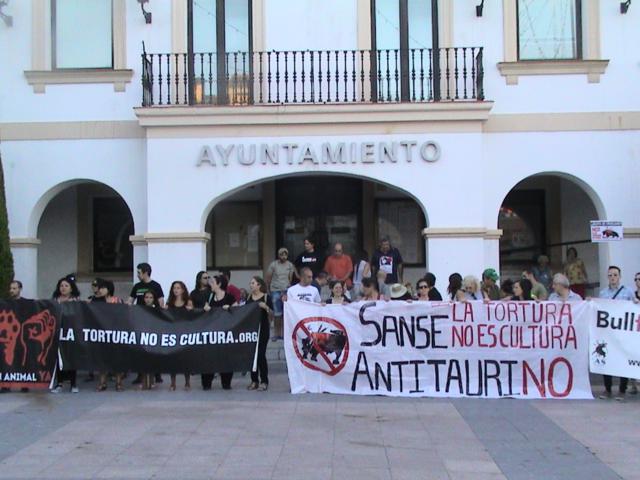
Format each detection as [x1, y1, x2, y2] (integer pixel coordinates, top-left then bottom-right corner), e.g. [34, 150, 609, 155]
[422, 228, 503, 240]
[10, 237, 41, 247]
[141, 232, 211, 244]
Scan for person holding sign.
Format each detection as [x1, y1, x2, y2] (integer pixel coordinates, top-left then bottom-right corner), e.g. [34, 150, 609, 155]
[246, 276, 273, 391]
[166, 281, 193, 391]
[598, 266, 634, 401]
[285, 267, 321, 303]
[461, 276, 487, 301]
[201, 275, 237, 390]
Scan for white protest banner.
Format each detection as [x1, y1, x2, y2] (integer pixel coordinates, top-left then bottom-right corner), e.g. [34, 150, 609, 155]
[284, 300, 593, 399]
[589, 299, 640, 379]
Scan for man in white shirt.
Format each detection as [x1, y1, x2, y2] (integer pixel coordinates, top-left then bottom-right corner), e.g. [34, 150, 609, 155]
[285, 267, 321, 303]
[548, 273, 582, 302]
[598, 266, 634, 400]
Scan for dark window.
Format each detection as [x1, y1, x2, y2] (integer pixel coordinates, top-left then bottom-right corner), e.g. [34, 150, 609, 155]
[93, 198, 133, 272]
[209, 201, 261, 269]
[517, 0, 582, 60]
[187, 0, 252, 104]
[370, 0, 439, 101]
[52, 0, 113, 69]
[375, 199, 425, 265]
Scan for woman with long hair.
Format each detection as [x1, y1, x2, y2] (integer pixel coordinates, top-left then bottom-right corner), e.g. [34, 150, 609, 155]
[201, 275, 237, 390]
[166, 281, 193, 391]
[93, 279, 125, 392]
[51, 275, 80, 394]
[351, 249, 371, 300]
[510, 279, 534, 301]
[326, 280, 350, 305]
[246, 276, 272, 391]
[447, 273, 465, 301]
[563, 247, 588, 298]
[190, 271, 212, 309]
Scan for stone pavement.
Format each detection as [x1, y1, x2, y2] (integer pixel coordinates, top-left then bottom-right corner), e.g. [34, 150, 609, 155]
[0, 365, 638, 480]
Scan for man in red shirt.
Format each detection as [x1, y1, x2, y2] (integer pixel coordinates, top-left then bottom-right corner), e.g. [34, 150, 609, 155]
[324, 243, 353, 288]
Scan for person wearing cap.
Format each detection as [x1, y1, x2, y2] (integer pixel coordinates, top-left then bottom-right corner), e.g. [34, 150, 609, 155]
[389, 283, 412, 301]
[481, 268, 501, 300]
[548, 273, 582, 302]
[265, 247, 295, 341]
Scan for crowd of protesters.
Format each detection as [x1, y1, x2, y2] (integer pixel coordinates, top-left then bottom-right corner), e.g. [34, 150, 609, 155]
[4, 237, 639, 400]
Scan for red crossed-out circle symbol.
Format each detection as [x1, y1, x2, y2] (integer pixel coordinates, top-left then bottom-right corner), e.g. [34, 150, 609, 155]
[292, 317, 349, 376]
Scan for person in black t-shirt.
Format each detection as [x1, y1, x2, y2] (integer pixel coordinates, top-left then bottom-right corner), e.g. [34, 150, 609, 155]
[424, 272, 443, 301]
[128, 262, 165, 307]
[190, 270, 212, 309]
[201, 275, 237, 390]
[128, 263, 165, 385]
[294, 237, 324, 280]
[371, 237, 403, 284]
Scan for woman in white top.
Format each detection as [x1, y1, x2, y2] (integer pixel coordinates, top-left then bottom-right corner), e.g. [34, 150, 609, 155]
[351, 249, 372, 300]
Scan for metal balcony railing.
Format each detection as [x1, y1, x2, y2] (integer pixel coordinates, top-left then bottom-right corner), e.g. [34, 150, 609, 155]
[141, 47, 484, 107]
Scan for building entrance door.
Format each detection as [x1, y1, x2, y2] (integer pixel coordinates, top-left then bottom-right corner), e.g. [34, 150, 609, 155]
[276, 177, 362, 259]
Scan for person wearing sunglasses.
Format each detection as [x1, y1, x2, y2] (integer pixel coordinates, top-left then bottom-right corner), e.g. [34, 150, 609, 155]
[190, 271, 213, 310]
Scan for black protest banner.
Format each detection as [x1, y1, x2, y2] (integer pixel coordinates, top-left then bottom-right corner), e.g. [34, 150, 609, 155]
[0, 300, 61, 389]
[58, 302, 260, 374]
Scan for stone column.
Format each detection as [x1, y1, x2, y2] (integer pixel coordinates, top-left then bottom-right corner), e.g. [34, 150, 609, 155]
[423, 228, 501, 296]
[10, 238, 40, 298]
[144, 233, 211, 295]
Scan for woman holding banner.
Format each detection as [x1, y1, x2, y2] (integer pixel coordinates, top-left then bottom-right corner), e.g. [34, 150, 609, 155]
[326, 281, 351, 305]
[246, 276, 272, 391]
[51, 276, 81, 394]
[166, 281, 193, 391]
[510, 279, 534, 301]
[201, 275, 237, 390]
[462, 276, 487, 301]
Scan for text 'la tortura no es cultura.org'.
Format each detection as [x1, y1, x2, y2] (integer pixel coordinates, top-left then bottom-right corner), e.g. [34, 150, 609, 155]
[196, 140, 441, 167]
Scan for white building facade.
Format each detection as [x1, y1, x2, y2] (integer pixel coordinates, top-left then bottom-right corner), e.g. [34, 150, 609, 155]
[1, 0, 639, 299]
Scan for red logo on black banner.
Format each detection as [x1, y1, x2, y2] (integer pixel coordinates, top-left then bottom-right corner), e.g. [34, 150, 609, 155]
[292, 317, 349, 376]
[0, 309, 56, 368]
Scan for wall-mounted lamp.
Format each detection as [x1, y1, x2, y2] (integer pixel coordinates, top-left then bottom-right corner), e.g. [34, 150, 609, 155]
[0, 0, 13, 27]
[620, 0, 631, 13]
[138, 0, 152, 24]
[476, 0, 485, 17]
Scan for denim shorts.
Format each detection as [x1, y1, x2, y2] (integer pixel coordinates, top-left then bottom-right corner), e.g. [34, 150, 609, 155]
[270, 290, 285, 316]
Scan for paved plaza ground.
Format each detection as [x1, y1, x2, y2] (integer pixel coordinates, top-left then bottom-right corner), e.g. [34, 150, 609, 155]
[0, 362, 638, 480]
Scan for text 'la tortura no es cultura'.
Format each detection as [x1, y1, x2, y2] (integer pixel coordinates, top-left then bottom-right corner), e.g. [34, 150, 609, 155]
[196, 140, 441, 167]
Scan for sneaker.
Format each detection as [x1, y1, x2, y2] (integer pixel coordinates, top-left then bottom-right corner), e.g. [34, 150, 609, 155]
[247, 382, 259, 391]
[71, 387, 79, 394]
[258, 383, 268, 391]
[615, 393, 626, 402]
[598, 391, 612, 400]
[50, 386, 62, 394]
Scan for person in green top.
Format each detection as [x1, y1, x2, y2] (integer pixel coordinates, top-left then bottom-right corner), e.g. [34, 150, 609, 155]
[522, 269, 548, 300]
[481, 268, 502, 300]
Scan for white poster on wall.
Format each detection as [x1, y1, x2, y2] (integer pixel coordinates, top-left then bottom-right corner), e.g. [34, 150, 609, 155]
[590, 221, 623, 242]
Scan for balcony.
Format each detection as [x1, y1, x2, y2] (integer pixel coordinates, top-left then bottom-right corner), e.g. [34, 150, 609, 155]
[140, 47, 485, 108]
